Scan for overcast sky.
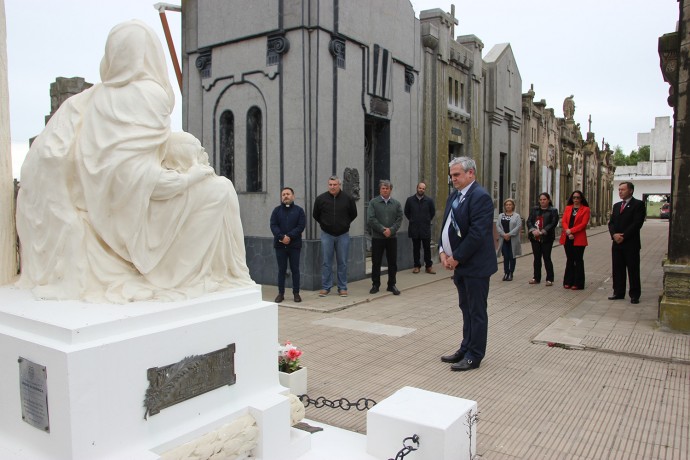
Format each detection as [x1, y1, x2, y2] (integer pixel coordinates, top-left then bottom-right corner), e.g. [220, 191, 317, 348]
[5, 0, 679, 178]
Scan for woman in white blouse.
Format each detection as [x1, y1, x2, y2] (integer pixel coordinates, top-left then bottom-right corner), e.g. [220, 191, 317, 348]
[496, 199, 522, 281]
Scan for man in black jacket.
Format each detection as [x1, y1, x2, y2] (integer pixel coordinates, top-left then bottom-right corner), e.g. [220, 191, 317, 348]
[404, 182, 436, 274]
[312, 176, 358, 297]
[270, 187, 306, 303]
[608, 181, 646, 304]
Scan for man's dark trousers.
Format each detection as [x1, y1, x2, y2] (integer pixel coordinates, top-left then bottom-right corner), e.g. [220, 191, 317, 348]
[453, 271, 490, 362]
[275, 247, 301, 294]
[612, 243, 641, 299]
[371, 238, 397, 288]
[412, 238, 433, 269]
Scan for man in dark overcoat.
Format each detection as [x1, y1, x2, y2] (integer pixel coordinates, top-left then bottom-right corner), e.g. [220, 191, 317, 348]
[404, 182, 436, 274]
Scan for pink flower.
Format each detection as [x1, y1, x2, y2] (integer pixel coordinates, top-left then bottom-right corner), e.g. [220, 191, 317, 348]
[286, 348, 302, 360]
[278, 341, 303, 373]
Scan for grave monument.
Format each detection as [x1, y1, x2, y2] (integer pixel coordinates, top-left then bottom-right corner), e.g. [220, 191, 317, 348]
[0, 19, 308, 460]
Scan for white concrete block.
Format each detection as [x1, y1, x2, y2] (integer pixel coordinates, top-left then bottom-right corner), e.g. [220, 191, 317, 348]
[0, 285, 305, 460]
[367, 386, 477, 460]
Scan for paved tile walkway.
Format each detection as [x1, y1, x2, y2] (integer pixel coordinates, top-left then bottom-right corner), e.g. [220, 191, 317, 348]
[267, 220, 689, 459]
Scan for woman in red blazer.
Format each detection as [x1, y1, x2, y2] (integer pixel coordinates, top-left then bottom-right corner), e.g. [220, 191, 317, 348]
[560, 190, 591, 290]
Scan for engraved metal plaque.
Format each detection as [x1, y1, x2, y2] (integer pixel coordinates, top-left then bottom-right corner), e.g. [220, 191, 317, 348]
[18, 357, 50, 432]
[144, 344, 236, 419]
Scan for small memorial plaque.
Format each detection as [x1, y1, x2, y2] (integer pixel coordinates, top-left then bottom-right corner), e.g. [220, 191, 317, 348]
[144, 344, 236, 419]
[18, 357, 50, 432]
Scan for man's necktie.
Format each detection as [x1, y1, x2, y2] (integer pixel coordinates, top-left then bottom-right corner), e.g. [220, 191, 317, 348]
[620, 201, 626, 212]
[451, 192, 463, 236]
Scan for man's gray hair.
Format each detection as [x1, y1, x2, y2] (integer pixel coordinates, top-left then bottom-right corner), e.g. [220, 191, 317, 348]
[328, 175, 341, 184]
[449, 156, 477, 174]
[379, 179, 393, 189]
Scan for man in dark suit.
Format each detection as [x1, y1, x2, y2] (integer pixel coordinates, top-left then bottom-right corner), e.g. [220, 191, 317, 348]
[439, 157, 497, 372]
[608, 181, 646, 304]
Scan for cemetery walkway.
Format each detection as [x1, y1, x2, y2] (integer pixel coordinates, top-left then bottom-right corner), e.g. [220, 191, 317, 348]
[267, 219, 689, 459]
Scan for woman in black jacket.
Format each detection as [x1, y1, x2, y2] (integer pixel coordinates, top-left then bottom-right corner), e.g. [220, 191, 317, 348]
[526, 192, 559, 286]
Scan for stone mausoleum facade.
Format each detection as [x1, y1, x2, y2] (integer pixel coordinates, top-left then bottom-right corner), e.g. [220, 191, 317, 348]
[181, 0, 424, 289]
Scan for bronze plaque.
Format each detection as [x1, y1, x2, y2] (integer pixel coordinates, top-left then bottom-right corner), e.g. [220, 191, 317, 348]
[18, 357, 50, 432]
[144, 344, 236, 419]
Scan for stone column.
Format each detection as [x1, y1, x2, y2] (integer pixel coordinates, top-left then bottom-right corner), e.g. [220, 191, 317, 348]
[0, 0, 17, 284]
[658, 0, 690, 332]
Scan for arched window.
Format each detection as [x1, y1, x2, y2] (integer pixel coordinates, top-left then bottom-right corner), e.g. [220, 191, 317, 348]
[219, 110, 235, 181]
[246, 106, 262, 192]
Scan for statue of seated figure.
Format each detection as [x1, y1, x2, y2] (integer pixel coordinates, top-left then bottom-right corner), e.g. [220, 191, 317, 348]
[15, 20, 254, 303]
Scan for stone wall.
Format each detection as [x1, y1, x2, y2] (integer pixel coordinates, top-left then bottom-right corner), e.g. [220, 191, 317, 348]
[659, 0, 690, 331]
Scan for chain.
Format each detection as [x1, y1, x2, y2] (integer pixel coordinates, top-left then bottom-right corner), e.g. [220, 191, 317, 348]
[298, 395, 377, 411]
[389, 434, 420, 460]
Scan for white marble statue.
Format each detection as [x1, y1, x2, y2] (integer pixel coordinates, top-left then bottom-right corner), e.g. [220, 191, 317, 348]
[16, 20, 254, 303]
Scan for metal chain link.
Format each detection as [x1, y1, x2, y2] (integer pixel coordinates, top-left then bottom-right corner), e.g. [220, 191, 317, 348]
[298, 395, 377, 411]
[389, 434, 420, 460]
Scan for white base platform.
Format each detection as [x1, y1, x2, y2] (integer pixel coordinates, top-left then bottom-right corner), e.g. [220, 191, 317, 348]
[0, 285, 309, 460]
[296, 420, 377, 460]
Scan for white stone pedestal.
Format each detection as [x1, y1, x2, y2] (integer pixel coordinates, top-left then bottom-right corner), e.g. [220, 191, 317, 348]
[0, 285, 309, 460]
[367, 386, 477, 460]
[278, 367, 308, 396]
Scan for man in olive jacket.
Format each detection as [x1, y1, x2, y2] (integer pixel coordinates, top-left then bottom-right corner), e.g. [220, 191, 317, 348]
[404, 182, 436, 274]
[368, 180, 403, 295]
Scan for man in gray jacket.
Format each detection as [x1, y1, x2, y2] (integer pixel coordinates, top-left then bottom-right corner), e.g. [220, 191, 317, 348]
[368, 180, 403, 295]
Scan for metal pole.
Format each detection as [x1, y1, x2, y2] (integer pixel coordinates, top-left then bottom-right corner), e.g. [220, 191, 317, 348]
[155, 3, 182, 91]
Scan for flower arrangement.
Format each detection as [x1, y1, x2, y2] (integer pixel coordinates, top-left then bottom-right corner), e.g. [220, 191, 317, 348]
[278, 341, 303, 373]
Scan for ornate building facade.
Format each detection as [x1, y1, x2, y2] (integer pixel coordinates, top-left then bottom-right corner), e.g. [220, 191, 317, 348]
[521, 89, 614, 225]
[418, 7, 484, 232]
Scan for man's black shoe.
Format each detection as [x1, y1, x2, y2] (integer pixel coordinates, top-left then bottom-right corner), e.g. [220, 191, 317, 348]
[608, 295, 624, 300]
[387, 286, 401, 295]
[450, 358, 480, 372]
[441, 351, 465, 363]
[631, 298, 640, 304]
[274, 293, 285, 303]
[369, 286, 379, 294]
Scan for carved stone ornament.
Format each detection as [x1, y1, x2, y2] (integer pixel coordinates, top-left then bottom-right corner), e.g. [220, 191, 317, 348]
[144, 344, 236, 419]
[369, 96, 389, 117]
[343, 167, 361, 201]
[267, 35, 290, 66]
[658, 32, 679, 108]
[195, 50, 212, 79]
[405, 67, 415, 92]
[563, 95, 575, 120]
[329, 36, 346, 69]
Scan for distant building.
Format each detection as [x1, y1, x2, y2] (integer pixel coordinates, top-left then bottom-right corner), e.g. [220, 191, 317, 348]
[613, 116, 672, 203]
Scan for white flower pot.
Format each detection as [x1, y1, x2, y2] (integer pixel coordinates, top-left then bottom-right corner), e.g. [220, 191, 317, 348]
[278, 367, 307, 395]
